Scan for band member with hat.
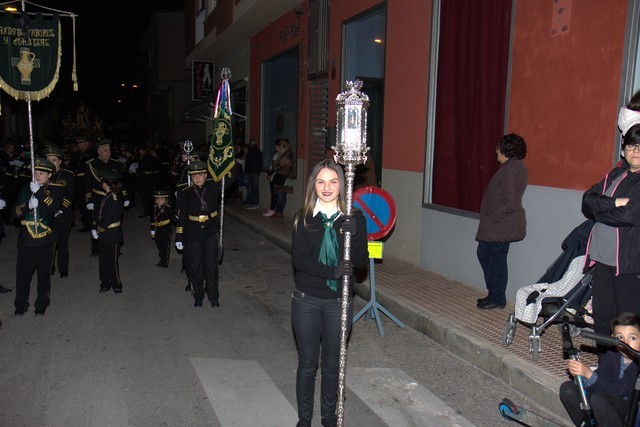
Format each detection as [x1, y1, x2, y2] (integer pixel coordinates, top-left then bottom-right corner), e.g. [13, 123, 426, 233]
[43, 145, 75, 278]
[85, 138, 129, 256]
[175, 160, 226, 308]
[70, 135, 95, 232]
[14, 157, 61, 316]
[92, 168, 124, 294]
[150, 189, 174, 268]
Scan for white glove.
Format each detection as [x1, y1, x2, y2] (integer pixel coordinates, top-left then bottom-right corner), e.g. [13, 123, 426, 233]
[91, 230, 99, 240]
[9, 159, 23, 167]
[0, 198, 5, 210]
[28, 197, 38, 209]
[55, 210, 63, 217]
[150, 230, 156, 238]
[29, 181, 41, 193]
[124, 200, 130, 207]
[175, 242, 183, 250]
[86, 203, 94, 211]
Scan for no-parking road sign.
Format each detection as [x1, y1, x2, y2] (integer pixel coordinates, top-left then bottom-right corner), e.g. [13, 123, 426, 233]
[353, 186, 396, 241]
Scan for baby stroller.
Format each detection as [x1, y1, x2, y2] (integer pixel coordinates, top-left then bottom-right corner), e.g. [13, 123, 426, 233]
[502, 220, 595, 361]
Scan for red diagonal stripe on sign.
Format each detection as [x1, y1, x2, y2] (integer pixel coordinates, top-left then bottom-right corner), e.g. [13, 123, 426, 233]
[354, 194, 385, 230]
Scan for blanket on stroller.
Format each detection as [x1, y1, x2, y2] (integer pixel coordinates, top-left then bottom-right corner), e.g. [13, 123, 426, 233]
[515, 255, 587, 324]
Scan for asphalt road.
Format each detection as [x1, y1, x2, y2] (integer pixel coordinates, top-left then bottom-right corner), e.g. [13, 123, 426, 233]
[0, 208, 565, 426]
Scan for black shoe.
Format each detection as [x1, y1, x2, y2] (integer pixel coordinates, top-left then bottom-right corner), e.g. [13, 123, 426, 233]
[477, 300, 506, 310]
[296, 419, 312, 427]
[185, 283, 192, 292]
[321, 415, 337, 427]
[211, 298, 220, 308]
[99, 287, 110, 293]
[34, 308, 46, 316]
[476, 296, 490, 304]
[194, 300, 203, 307]
[113, 288, 122, 294]
[155, 262, 168, 268]
[14, 308, 26, 316]
[0, 284, 13, 293]
[60, 271, 68, 278]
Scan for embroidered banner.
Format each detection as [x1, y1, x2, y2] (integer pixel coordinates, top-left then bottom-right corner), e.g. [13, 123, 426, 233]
[0, 12, 61, 100]
[208, 78, 235, 182]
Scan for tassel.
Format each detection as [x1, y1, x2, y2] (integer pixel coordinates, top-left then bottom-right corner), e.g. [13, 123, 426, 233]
[71, 14, 78, 91]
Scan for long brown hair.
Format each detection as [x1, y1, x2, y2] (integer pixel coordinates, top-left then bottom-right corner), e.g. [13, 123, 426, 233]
[293, 159, 346, 230]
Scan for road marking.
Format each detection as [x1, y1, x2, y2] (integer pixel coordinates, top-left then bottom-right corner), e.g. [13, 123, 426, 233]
[191, 358, 298, 426]
[347, 367, 475, 426]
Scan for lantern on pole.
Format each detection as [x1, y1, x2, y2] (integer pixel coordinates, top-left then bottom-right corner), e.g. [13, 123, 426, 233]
[333, 80, 369, 426]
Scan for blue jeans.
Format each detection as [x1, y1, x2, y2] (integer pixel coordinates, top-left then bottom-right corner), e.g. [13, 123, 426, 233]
[477, 241, 510, 304]
[275, 191, 287, 213]
[291, 289, 352, 419]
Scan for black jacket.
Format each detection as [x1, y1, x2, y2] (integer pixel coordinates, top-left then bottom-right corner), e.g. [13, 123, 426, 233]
[583, 165, 640, 274]
[292, 210, 368, 299]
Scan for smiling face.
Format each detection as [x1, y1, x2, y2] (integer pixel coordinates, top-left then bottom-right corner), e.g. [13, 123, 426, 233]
[315, 167, 340, 207]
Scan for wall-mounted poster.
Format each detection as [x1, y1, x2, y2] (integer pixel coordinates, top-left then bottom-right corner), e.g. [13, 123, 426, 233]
[192, 60, 214, 101]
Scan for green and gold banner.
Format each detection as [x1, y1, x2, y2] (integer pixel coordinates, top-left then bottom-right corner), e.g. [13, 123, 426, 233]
[0, 12, 61, 100]
[208, 105, 236, 182]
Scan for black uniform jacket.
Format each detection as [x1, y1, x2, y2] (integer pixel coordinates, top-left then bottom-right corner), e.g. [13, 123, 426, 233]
[175, 179, 222, 243]
[14, 183, 61, 247]
[95, 192, 124, 244]
[50, 168, 76, 222]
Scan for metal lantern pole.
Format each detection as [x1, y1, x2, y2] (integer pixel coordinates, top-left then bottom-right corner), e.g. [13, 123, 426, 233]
[183, 139, 193, 186]
[333, 80, 369, 427]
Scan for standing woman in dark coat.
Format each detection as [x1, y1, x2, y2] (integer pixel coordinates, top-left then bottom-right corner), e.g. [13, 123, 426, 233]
[475, 133, 528, 310]
[291, 160, 368, 427]
[583, 96, 640, 357]
[92, 169, 124, 294]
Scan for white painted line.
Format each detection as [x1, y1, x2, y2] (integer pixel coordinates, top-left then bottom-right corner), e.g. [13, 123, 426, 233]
[347, 367, 475, 427]
[191, 358, 298, 426]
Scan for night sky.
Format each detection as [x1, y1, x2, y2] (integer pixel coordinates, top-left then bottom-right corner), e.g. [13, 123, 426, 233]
[14, 0, 184, 120]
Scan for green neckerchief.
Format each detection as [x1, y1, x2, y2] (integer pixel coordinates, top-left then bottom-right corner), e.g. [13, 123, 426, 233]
[318, 211, 340, 291]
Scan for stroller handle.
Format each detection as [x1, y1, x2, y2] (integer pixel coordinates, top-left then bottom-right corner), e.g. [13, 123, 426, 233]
[578, 329, 640, 359]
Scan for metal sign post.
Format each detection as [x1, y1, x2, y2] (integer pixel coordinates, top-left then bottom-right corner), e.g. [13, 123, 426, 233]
[333, 80, 369, 427]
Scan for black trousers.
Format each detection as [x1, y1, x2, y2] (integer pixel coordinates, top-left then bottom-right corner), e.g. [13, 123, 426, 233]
[291, 289, 352, 420]
[184, 231, 219, 302]
[98, 240, 122, 291]
[592, 262, 640, 357]
[53, 217, 72, 274]
[76, 185, 92, 229]
[155, 227, 172, 265]
[15, 242, 54, 311]
[559, 380, 628, 426]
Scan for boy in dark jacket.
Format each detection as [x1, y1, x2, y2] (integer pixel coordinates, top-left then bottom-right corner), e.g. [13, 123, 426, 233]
[559, 312, 640, 426]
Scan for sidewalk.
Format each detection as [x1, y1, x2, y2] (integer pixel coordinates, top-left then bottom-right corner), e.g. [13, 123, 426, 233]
[226, 199, 595, 425]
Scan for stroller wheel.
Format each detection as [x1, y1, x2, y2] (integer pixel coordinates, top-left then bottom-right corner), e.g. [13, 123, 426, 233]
[502, 318, 516, 346]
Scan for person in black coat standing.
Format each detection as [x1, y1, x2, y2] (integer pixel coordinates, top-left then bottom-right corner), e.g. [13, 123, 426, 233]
[14, 158, 61, 316]
[92, 169, 125, 294]
[175, 160, 227, 308]
[475, 133, 528, 310]
[150, 190, 174, 268]
[291, 159, 368, 427]
[244, 138, 263, 209]
[43, 145, 76, 278]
